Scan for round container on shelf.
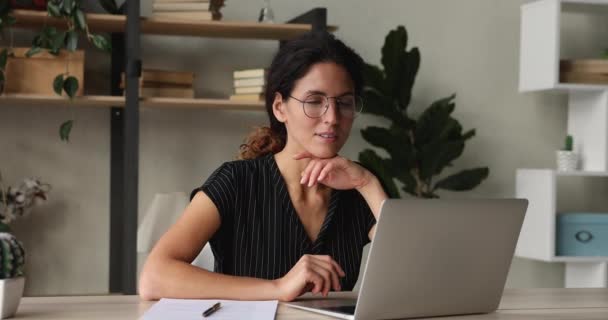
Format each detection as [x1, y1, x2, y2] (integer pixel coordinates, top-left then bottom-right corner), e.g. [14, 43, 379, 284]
[556, 150, 578, 171]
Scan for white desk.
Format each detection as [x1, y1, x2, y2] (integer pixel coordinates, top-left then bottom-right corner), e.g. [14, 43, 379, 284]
[14, 288, 608, 319]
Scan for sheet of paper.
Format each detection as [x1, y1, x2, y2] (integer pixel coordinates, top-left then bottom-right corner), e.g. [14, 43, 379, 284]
[141, 298, 278, 320]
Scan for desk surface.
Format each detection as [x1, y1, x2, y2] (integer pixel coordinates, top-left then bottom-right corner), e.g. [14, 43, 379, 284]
[15, 288, 608, 319]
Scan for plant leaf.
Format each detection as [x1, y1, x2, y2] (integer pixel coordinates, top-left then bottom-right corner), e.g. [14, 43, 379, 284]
[0, 49, 7, 69]
[358, 149, 400, 199]
[59, 120, 74, 142]
[25, 46, 42, 57]
[63, 0, 75, 15]
[51, 31, 66, 54]
[66, 30, 78, 51]
[63, 76, 79, 98]
[47, 2, 61, 17]
[380, 26, 420, 110]
[381, 26, 408, 86]
[434, 168, 489, 191]
[99, 0, 119, 14]
[414, 94, 456, 148]
[363, 63, 385, 95]
[418, 139, 465, 180]
[75, 9, 86, 30]
[360, 125, 413, 166]
[91, 34, 111, 52]
[53, 74, 64, 96]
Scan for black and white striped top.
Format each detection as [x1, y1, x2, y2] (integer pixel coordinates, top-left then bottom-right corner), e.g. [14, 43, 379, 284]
[190, 153, 376, 290]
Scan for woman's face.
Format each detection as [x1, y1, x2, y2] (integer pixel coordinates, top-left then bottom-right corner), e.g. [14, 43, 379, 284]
[273, 62, 356, 158]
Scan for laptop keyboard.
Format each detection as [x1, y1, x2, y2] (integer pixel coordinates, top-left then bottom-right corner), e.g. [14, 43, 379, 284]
[320, 305, 356, 315]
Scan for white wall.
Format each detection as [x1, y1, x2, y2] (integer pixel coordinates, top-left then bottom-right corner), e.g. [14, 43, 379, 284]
[5, 0, 607, 295]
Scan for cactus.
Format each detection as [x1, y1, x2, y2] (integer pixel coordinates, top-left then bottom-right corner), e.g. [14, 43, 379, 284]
[564, 135, 574, 151]
[0, 231, 24, 279]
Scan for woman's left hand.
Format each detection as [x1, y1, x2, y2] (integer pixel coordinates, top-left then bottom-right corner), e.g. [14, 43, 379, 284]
[294, 152, 372, 190]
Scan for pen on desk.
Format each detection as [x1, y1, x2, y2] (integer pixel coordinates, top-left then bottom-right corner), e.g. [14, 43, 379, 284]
[202, 302, 221, 317]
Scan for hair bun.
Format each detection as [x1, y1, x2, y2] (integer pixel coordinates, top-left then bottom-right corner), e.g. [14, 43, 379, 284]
[239, 126, 285, 160]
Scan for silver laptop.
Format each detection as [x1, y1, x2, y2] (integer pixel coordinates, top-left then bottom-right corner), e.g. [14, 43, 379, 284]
[285, 199, 528, 319]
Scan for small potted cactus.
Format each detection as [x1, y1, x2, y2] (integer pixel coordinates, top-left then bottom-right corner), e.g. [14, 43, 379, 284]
[0, 225, 25, 319]
[0, 171, 49, 319]
[557, 135, 578, 171]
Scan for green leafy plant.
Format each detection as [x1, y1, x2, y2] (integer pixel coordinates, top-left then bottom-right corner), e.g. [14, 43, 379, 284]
[0, 1, 115, 141]
[358, 26, 489, 199]
[563, 135, 573, 151]
[25, 0, 112, 141]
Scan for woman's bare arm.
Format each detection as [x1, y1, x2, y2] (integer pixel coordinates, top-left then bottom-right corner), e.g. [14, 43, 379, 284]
[138, 191, 279, 301]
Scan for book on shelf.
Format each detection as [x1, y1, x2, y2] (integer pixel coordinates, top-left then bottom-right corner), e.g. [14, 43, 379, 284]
[152, 11, 217, 21]
[119, 80, 192, 90]
[560, 71, 608, 85]
[230, 93, 264, 101]
[234, 77, 265, 87]
[560, 59, 608, 74]
[152, 2, 211, 11]
[233, 68, 267, 79]
[122, 86, 195, 98]
[121, 70, 195, 86]
[234, 86, 265, 94]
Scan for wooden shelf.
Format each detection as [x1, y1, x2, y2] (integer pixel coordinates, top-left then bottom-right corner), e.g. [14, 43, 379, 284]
[140, 97, 264, 110]
[552, 256, 608, 263]
[11, 9, 337, 40]
[0, 94, 265, 111]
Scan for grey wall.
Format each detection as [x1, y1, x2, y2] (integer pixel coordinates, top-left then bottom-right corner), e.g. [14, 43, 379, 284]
[5, 0, 605, 295]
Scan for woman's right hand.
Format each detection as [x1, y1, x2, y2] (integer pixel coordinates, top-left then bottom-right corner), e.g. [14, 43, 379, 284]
[273, 254, 346, 302]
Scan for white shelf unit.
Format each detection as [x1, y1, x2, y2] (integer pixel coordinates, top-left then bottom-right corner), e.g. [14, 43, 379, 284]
[520, 0, 608, 172]
[516, 169, 608, 288]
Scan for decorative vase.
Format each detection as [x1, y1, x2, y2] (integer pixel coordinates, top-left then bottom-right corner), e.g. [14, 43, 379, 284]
[556, 150, 578, 171]
[0, 277, 24, 319]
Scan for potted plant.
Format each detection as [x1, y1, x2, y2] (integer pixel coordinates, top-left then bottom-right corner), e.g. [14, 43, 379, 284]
[358, 26, 489, 198]
[557, 135, 578, 171]
[0, 171, 49, 319]
[0, 0, 118, 141]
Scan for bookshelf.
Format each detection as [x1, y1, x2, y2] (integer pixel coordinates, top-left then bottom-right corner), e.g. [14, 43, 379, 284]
[2, 4, 333, 294]
[518, 0, 608, 288]
[11, 9, 337, 39]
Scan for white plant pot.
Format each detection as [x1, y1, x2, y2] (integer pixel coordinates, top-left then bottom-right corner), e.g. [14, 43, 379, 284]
[0, 277, 24, 319]
[556, 150, 578, 171]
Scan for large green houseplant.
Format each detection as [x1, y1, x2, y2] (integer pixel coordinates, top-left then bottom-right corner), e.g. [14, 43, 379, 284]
[358, 26, 489, 199]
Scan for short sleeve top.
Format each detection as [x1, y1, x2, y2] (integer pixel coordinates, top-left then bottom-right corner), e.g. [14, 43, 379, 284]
[190, 153, 376, 291]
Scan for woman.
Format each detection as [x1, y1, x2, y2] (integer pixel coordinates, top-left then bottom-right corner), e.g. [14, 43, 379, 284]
[139, 32, 388, 302]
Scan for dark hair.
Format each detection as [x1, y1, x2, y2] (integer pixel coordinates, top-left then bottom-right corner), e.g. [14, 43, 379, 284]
[239, 31, 365, 160]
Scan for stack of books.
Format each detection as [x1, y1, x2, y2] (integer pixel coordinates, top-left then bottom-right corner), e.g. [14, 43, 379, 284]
[121, 69, 195, 98]
[230, 68, 267, 101]
[151, 0, 226, 21]
[560, 59, 608, 85]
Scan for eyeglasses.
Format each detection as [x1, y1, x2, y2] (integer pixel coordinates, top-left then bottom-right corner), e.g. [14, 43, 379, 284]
[289, 93, 363, 119]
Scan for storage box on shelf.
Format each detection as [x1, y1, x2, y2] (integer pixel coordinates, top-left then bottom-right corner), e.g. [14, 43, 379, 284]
[4, 48, 84, 96]
[515, 169, 608, 288]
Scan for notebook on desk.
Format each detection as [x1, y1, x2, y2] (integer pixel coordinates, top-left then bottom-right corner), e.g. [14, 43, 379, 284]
[141, 298, 278, 320]
[285, 199, 528, 320]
